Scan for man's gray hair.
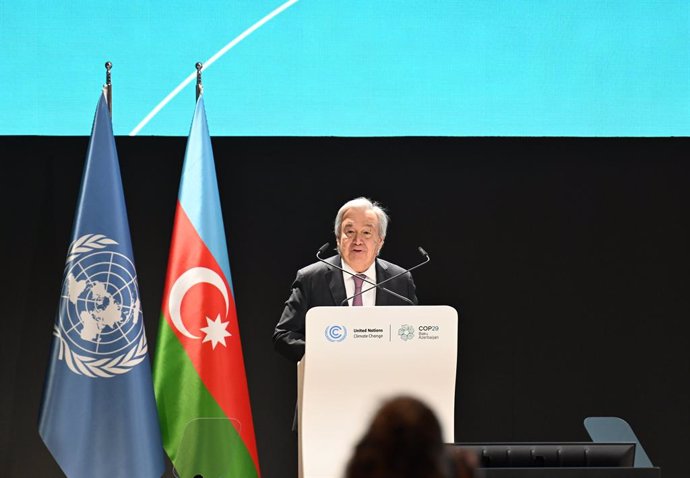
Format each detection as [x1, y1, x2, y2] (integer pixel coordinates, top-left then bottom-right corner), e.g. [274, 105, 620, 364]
[334, 197, 389, 239]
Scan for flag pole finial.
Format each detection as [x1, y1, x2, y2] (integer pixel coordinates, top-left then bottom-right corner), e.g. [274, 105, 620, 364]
[196, 62, 203, 100]
[104, 61, 112, 117]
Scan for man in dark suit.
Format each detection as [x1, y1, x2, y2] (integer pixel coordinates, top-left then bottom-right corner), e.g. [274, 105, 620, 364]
[273, 197, 418, 362]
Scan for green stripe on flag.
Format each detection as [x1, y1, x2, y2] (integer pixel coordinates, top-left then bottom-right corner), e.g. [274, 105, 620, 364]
[153, 316, 258, 478]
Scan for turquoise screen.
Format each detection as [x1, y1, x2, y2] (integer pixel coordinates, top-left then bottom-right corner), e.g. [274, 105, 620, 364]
[1, 1, 688, 136]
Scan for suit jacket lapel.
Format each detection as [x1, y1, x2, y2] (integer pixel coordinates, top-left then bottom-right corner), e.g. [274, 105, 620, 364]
[326, 255, 347, 306]
[375, 259, 390, 305]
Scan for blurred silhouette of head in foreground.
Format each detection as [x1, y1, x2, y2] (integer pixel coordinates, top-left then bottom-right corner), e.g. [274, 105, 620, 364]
[345, 396, 476, 478]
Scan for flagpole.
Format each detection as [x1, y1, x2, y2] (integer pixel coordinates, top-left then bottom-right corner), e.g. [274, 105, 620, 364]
[104, 61, 112, 117]
[196, 62, 203, 100]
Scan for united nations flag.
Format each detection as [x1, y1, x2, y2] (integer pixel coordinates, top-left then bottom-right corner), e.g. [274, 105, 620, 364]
[38, 92, 164, 478]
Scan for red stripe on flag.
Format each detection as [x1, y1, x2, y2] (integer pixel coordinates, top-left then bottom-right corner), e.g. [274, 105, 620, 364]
[161, 202, 260, 474]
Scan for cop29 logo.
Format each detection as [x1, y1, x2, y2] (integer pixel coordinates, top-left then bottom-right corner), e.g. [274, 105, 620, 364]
[398, 324, 415, 341]
[325, 325, 347, 342]
[419, 325, 440, 332]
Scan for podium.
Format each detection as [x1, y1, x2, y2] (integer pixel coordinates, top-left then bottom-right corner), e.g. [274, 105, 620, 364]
[297, 305, 458, 478]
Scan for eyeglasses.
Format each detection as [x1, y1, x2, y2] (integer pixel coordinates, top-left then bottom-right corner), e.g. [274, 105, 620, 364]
[341, 228, 379, 241]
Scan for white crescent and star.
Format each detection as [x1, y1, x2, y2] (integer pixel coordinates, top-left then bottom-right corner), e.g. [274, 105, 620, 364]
[168, 267, 231, 348]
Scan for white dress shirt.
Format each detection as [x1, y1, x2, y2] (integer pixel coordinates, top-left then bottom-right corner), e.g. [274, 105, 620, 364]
[341, 260, 377, 306]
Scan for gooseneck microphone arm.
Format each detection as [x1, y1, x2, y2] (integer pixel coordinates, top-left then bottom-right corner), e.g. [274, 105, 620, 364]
[315, 243, 415, 305]
[340, 246, 430, 306]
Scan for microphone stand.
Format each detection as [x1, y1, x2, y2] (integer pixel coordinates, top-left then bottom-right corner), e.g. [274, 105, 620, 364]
[315, 243, 429, 306]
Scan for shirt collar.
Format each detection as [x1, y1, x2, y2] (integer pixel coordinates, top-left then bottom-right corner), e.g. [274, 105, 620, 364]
[341, 257, 377, 281]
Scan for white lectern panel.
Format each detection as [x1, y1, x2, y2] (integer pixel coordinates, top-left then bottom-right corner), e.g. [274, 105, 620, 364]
[300, 305, 458, 478]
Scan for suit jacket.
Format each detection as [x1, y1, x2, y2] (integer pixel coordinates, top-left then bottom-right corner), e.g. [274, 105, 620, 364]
[273, 254, 418, 362]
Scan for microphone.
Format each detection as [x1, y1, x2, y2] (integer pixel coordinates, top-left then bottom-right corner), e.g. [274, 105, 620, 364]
[317, 243, 411, 304]
[315, 243, 429, 306]
[340, 246, 430, 306]
[317, 242, 331, 256]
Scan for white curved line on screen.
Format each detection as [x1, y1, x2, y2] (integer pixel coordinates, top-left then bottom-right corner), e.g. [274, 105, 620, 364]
[129, 0, 299, 136]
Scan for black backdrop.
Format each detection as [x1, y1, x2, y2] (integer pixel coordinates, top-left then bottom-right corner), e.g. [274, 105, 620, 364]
[1, 137, 689, 478]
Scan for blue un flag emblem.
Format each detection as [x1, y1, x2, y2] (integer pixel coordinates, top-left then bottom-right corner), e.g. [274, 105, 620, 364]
[55, 234, 148, 378]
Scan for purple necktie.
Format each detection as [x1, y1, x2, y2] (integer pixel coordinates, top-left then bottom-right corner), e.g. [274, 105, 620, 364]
[353, 274, 366, 306]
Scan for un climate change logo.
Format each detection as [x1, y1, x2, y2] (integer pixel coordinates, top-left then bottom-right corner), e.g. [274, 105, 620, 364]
[325, 325, 347, 342]
[54, 234, 148, 378]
